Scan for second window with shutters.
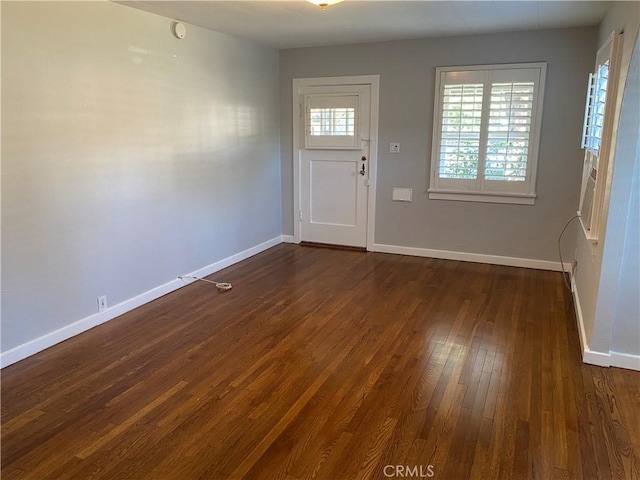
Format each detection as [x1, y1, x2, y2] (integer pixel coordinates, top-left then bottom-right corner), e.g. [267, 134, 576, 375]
[429, 63, 547, 204]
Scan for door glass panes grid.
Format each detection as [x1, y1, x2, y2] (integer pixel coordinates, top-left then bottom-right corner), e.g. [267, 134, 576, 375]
[485, 82, 534, 182]
[309, 107, 355, 136]
[439, 84, 483, 179]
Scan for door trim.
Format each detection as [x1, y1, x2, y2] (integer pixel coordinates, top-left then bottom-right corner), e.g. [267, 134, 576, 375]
[292, 75, 380, 250]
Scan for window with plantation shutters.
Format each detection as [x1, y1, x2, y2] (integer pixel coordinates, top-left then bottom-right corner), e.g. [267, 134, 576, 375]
[578, 31, 622, 242]
[429, 63, 546, 205]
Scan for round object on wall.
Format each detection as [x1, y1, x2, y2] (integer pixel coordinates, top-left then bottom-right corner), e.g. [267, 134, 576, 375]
[171, 22, 186, 39]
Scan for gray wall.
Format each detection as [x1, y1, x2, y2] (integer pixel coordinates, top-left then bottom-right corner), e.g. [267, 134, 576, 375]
[1, 1, 281, 352]
[280, 27, 596, 261]
[574, 1, 640, 356]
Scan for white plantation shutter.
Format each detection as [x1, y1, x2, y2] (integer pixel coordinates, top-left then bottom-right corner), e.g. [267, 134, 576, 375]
[430, 63, 546, 204]
[581, 72, 597, 152]
[439, 84, 483, 179]
[485, 82, 535, 182]
[581, 61, 609, 157]
[580, 61, 609, 229]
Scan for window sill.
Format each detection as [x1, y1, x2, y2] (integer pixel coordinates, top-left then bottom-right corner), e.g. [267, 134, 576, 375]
[427, 190, 536, 205]
[578, 211, 599, 245]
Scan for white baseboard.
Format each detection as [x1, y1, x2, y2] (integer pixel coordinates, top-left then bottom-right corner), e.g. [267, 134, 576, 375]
[371, 243, 571, 272]
[572, 278, 611, 367]
[570, 276, 639, 371]
[281, 234, 296, 244]
[184, 236, 282, 283]
[0, 236, 283, 369]
[609, 351, 640, 371]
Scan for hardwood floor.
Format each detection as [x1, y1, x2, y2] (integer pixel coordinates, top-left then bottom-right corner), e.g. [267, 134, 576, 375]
[2, 244, 639, 479]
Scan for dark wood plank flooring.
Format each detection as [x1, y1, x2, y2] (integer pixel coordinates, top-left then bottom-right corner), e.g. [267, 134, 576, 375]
[2, 244, 639, 479]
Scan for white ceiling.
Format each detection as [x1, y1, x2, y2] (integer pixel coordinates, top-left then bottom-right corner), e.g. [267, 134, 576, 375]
[116, 1, 612, 49]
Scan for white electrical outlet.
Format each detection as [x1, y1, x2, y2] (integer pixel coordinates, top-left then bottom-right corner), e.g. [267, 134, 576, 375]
[98, 295, 107, 313]
[390, 142, 400, 154]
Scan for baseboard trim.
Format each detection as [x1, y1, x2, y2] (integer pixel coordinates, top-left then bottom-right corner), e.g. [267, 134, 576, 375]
[609, 351, 640, 371]
[573, 280, 611, 367]
[0, 236, 283, 369]
[371, 243, 571, 272]
[569, 275, 639, 370]
[281, 235, 296, 244]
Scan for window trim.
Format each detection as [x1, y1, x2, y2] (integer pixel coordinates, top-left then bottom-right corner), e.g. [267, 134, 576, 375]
[428, 62, 547, 205]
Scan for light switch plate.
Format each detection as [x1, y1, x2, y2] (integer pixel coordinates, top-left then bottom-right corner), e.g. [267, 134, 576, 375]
[390, 142, 400, 153]
[392, 188, 412, 202]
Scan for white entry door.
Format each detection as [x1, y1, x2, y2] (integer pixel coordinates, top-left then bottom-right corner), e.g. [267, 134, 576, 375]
[299, 84, 371, 247]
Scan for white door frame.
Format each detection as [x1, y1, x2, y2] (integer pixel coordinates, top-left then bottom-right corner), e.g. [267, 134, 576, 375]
[292, 75, 380, 250]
